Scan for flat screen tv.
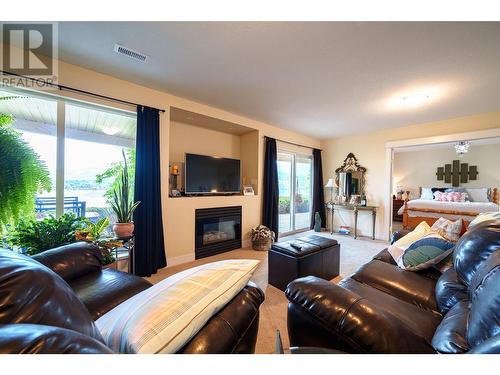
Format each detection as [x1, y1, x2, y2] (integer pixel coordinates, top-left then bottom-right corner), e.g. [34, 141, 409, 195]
[185, 153, 241, 195]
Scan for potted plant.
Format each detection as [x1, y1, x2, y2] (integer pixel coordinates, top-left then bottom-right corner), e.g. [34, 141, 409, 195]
[77, 217, 121, 267]
[109, 150, 140, 238]
[250, 225, 275, 251]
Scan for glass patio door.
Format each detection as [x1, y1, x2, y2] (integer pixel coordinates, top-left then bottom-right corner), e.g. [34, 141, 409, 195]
[277, 151, 312, 236]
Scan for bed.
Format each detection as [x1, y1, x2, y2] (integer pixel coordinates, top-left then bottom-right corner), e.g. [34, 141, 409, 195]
[398, 188, 499, 229]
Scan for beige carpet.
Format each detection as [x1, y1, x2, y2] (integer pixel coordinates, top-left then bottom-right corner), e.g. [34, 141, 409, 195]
[146, 230, 388, 354]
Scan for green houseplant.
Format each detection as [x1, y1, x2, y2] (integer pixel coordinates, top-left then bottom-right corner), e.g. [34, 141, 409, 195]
[7, 213, 86, 256]
[109, 150, 140, 238]
[0, 96, 52, 231]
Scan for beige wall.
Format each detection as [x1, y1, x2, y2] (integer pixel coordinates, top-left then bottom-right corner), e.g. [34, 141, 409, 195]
[321, 112, 500, 240]
[47, 57, 321, 265]
[169, 121, 242, 163]
[394, 143, 500, 197]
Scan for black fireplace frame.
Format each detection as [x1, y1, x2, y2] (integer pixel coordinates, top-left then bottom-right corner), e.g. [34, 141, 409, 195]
[195, 206, 242, 259]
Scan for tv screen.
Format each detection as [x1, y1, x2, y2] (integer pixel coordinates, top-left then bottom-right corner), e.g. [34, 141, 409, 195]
[185, 153, 241, 194]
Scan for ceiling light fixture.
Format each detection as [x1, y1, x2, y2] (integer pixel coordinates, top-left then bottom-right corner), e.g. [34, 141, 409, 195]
[401, 93, 430, 107]
[384, 84, 447, 111]
[454, 140, 471, 158]
[102, 126, 119, 136]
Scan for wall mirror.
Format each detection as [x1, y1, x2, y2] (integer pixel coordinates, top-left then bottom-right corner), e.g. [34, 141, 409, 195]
[335, 153, 366, 199]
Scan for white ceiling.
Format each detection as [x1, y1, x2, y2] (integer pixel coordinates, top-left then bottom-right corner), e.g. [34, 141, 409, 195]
[58, 22, 500, 139]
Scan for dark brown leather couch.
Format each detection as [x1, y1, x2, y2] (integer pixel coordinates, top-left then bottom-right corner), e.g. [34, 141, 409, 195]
[285, 220, 500, 353]
[0, 242, 264, 354]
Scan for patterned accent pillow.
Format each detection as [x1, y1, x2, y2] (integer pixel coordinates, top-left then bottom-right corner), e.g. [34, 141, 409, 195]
[431, 217, 463, 242]
[395, 232, 455, 271]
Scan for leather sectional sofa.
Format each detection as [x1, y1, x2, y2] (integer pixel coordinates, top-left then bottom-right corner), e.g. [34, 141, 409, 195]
[0, 242, 264, 354]
[286, 220, 500, 353]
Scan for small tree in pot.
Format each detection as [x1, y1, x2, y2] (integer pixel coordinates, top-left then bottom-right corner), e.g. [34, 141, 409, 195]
[109, 150, 140, 238]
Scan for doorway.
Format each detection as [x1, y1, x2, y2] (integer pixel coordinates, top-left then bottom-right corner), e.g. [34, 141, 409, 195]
[277, 151, 313, 236]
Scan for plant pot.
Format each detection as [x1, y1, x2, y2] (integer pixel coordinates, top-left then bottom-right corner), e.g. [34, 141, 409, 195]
[113, 222, 135, 238]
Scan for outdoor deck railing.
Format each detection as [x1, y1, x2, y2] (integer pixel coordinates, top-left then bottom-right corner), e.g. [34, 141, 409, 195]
[35, 197, 86, 217]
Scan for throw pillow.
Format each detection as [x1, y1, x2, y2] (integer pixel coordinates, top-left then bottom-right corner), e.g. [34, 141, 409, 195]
[388, 221, 431, 263]
[431, 217, 463, 242]
[96, 259, 260, 354]
[468, 212, 500, 231]
[397, 232, 455, 271]
[465, 188, 489, 202]
[420, 187, 434, 200]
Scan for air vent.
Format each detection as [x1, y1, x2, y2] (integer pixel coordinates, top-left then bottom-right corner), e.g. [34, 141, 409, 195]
[114, 44, 148, 62]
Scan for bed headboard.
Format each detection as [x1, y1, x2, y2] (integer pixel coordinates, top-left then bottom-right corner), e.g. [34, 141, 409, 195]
[416, 187, 498, 204]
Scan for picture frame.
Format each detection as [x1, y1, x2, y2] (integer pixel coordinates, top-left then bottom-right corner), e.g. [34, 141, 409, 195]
[243, 186, 255, 196]
[349, 194, 361, 205]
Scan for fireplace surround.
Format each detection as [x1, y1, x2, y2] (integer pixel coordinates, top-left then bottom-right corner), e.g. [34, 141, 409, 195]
[195, 206, 242, 259]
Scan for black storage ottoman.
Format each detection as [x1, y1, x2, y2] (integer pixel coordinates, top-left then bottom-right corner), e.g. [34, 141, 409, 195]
[268, 235, 340, 291]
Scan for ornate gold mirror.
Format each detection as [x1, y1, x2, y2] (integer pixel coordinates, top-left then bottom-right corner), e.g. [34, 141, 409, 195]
[335, 153, 366, 199]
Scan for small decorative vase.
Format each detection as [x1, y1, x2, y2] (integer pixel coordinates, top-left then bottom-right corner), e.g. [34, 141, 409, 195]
[113, 222, 135, 238]
[314, 212, 322, 232]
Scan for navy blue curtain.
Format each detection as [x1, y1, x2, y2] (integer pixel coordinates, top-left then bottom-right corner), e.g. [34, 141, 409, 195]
[262, 137, 279, 237]
[310, 148, 326, 229]
[133, 105, 166, 276]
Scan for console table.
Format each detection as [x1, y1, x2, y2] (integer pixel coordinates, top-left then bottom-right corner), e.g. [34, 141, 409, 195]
[326, 203, 377, 240]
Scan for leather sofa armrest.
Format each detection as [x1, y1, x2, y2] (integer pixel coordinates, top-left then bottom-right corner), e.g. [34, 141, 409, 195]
[33, 242, 103, 282]
[391, 230, 411, 244]
[179, 282, 265, 354]
[0, 324, 113, 354]
[468, 334, 500, 354]
[285, 276, 435, 353]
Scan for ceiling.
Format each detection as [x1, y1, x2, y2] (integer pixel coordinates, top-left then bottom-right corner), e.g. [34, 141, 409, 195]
[0, 89, 136, 146]
[57, 22, 500, 139]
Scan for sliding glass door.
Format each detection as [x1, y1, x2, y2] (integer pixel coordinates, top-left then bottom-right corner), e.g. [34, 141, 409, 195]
[277, 151, 313, 236]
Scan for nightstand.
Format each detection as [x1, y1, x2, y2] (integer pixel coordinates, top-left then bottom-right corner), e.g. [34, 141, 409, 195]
[393, 199, 404, 222]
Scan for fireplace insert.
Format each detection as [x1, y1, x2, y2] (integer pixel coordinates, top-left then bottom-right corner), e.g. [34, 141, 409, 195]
[195, 206, 242, 259]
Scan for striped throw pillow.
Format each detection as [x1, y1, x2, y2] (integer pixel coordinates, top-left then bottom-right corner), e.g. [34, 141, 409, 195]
[96, 259, 260, 353]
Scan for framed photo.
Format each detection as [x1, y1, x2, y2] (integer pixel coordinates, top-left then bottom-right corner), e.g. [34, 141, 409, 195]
[243, 186, 255, 196]
[349, 194, 361, 205]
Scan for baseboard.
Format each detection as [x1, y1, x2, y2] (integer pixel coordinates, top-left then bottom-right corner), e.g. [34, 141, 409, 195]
[166, 253, 195, 267]
[167, 239, 253, 267]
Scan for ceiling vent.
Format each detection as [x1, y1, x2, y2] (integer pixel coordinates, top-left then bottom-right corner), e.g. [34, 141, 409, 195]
[114, 44, 148, 62]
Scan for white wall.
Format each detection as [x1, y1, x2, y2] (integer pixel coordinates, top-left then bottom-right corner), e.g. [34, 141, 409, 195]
[394, 143, 500, 198]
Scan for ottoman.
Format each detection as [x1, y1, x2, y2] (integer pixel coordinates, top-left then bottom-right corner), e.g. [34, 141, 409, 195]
[268, 235, 340, 291]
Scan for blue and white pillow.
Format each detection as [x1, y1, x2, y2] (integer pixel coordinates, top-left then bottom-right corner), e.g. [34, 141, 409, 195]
[390, 231, 455, 271]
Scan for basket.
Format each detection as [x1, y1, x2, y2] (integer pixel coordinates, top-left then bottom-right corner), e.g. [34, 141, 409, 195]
[252, 237, 273, 251]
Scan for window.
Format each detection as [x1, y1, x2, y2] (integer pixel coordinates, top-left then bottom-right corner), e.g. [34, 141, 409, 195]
[0, 87, 136, 228]
[277, 150, 312, 235]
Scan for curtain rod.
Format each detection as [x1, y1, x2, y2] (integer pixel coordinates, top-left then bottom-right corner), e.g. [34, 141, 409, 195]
[0, 70, 166, 113]
[265, 135, 321, 151]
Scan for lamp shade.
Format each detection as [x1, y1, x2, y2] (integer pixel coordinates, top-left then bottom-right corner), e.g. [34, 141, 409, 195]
[324, 178, 335, 188]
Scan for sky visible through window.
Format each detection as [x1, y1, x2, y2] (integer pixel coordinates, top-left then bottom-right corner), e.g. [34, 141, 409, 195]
[22, 131, 126, 208]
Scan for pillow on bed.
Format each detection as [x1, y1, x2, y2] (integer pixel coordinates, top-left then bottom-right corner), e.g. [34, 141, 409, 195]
[389, 230, 455, 271]
[96, 259, 260, 353]
[465, 188, 489, 202]
[434, 191, 467, 202]
[420, 187, 434, 200]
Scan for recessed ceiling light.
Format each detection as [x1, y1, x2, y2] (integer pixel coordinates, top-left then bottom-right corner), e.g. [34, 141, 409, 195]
[102, 126, 119, 135]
